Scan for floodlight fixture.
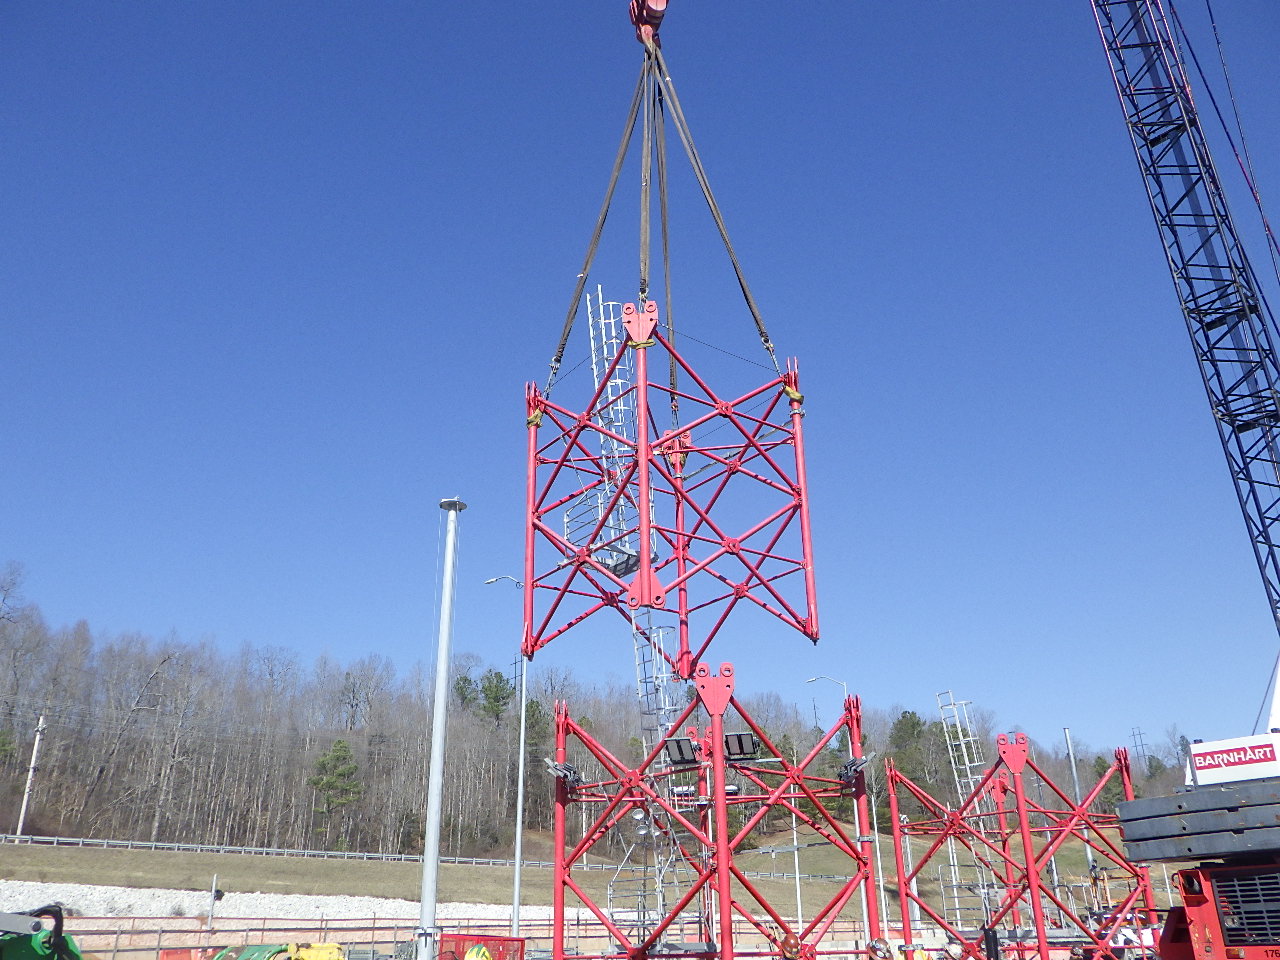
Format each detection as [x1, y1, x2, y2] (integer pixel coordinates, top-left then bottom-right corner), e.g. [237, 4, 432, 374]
[664, 737, 699, 766]
[723, 732, 759, 760]
[838, 755, 871, 786]
[544, 759, 583, 789]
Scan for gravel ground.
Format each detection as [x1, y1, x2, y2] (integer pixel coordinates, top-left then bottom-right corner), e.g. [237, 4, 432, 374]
[0, 879, 553, 920]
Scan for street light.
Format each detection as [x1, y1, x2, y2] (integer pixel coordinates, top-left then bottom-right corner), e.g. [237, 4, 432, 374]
[802, 676, 849, 930]
[804, 674, 885, 931]
[806, 675, 848, 700]
[419, 497, 466, 960]
[485, 574, 527, 937]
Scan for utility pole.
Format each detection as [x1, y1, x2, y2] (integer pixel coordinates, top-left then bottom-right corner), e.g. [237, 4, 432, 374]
[1063, 727, 1095, 873]
[419, 498, 467, 960]
[16, 714, 46, 836]
[1130, 727, 1149, 772]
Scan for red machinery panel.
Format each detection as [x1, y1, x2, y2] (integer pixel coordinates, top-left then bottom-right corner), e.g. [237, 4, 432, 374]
[1170, 862, 1280, 960]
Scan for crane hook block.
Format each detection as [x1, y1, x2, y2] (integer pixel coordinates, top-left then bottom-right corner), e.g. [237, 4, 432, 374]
[629, 0, 667, 46]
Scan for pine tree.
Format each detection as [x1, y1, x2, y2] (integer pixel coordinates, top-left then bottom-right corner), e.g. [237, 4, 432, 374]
[308, 739, 363, 846]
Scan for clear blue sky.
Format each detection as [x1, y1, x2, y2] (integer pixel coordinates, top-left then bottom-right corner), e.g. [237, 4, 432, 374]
[5, 2, 1280, 755]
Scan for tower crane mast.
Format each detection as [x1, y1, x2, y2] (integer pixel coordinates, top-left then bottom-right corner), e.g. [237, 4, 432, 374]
[1092, 0, 1280, 637]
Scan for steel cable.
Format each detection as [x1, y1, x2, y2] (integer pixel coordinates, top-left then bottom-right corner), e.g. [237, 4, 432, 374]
[1171, 1, 1280, 292]
[655, 82, 680, 428]
[549, 41, 784, 395]
[650, 43, 781, 376]
[547, 60, 649, 395]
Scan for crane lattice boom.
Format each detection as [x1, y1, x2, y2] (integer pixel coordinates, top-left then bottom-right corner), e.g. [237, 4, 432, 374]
[1093, 0, 1280, 633]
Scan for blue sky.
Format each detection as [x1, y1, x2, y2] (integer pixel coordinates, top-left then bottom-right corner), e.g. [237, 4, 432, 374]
[5, 2, 1280, 755]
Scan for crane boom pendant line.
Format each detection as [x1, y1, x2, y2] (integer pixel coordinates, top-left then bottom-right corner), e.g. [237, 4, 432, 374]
[1093, 0, 1280, 640]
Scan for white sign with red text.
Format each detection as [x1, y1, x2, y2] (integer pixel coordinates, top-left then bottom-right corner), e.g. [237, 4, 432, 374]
[1186, 733, 1280, 785]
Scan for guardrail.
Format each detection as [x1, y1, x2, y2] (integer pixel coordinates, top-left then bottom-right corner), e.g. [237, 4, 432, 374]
[59, 914, 872, 960]
[1, 834, 846, 882]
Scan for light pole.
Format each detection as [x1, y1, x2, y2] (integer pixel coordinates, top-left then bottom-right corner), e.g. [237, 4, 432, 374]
[867, 767, 890, 928]
[419, 497, 466, 960]
[1063, 726, 1096, 873]
[484, 575, 528, 937]
[805, 675, 882, 934]
[806, 675, 848, 702]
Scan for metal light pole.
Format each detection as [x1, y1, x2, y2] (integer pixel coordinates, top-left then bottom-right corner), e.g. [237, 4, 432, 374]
[867, 767, 890, 929]
[899, 813, 921, 924]
[808, 675, 880, 942]
[1063, 726, 1096, 873]
[512, 652, 529, 935]
[806, 675, 848, 704]
[484, 575, 528, 937]
[419, 498, 467, 960]
[208, 874, 220, 925]
[16, 714, 45, 836]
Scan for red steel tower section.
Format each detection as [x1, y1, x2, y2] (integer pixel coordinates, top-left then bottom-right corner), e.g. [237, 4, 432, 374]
[548, 682, 880, 960]
[518, 8, 874, 960]
[887, 734, 1157, 960]
[522, 300, 818, 677]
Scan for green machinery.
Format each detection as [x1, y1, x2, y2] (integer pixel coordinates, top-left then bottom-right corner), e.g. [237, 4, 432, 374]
[0, 907, 82, 960]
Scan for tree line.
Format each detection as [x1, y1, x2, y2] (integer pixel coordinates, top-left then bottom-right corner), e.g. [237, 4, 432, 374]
[0, 563, 1183, 856]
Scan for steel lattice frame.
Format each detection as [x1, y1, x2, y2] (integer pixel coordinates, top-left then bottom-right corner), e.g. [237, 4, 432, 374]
[523, 300, 818, 677]
[522, 19, 829, 960]
[1093, 0, 1280, 631]
[549, 670, 880, 960]
[887, 734, 1157, 960]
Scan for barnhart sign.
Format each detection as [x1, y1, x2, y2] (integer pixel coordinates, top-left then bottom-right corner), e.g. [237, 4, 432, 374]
[1187, 734, 1280, 786]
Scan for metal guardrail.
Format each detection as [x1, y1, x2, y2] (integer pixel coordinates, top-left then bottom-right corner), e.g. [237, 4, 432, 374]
[59, 914, 871, 960]
[0, 834, 846, 882]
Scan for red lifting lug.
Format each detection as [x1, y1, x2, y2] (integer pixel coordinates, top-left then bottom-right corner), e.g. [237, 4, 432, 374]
[629, 0, 667, 47]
